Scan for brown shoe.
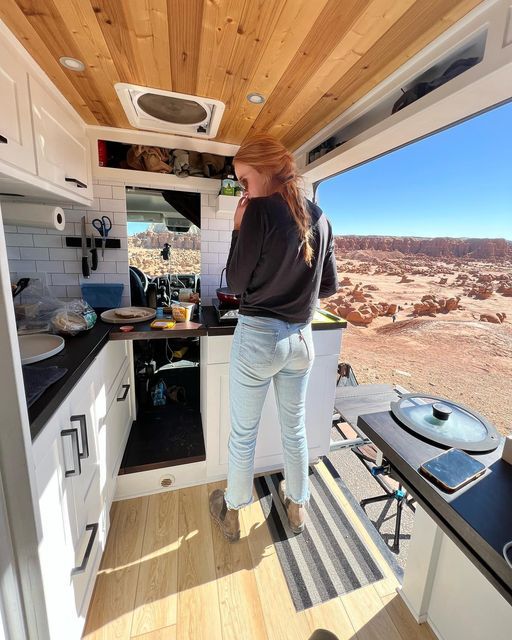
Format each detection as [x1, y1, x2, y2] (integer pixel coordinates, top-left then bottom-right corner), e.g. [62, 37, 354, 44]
[278, 480, 305, 534]
[209, 489, 240, 543]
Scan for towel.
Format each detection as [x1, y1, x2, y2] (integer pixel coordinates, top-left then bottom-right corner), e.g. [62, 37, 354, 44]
[22, 365, 68, 408]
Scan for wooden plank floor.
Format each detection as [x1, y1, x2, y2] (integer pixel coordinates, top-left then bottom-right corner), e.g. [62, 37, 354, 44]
[83, 460, 437, 640]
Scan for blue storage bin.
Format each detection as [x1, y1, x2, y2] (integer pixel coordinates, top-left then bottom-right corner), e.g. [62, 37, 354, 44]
[80, 283, 124, 309]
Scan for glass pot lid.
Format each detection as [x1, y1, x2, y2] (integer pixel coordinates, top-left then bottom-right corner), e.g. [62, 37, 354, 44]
[390, 393, 500, 452]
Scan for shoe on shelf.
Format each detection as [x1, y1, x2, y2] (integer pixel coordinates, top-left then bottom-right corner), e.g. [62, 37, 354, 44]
[278, 480, 305, 534]
[209, 489, 240, 543]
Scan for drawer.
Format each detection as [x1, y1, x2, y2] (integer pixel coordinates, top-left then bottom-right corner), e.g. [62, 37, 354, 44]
[104, 365, 133, 498]
[71, 467, 103, 615]
[102, 340, 129, 399]
[115, 460, 207, 500]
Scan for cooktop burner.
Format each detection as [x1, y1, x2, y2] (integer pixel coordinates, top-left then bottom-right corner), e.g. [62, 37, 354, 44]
[212, 299, 239, 324]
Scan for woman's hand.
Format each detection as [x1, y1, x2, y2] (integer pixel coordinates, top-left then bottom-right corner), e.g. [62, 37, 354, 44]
[233, 194, 250, 231]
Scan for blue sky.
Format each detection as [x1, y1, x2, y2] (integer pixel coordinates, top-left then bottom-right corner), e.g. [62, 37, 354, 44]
[317, 100, 512, 239]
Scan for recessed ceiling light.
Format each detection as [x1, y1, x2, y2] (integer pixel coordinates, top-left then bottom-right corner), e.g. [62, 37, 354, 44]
[247, 93, 265, 104]
[59, 56, 85, 72]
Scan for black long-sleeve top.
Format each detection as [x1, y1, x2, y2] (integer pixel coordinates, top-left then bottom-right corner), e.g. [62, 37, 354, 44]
[226, 193, 338, 324]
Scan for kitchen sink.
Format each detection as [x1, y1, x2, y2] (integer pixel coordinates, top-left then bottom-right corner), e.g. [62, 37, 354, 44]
[18, 334, 65, 365]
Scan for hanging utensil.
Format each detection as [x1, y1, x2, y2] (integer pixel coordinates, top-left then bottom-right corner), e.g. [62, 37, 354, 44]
[81, 216, 90, 278]
[92, 215, 112, 257]
[90, 235, 98, 271]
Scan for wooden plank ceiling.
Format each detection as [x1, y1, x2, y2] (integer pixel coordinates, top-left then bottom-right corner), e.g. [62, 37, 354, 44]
[1, 0, 483, 150]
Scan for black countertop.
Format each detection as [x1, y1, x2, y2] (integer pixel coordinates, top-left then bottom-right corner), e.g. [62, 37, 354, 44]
[358, 410, 512, 606]
[201, 305, 347, 336]
[26, 307, 346, 441]
[27, 322, 112, 441]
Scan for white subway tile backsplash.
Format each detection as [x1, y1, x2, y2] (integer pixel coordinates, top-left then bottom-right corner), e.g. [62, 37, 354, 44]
[208, 194, 218, 207]
[209, 241, 231, 253]
[111, 224, 127, 238]
[79, 273, 105, 284]
[9, 260, 36, 272]
[200, 274, 220, 286]
[95, 261, 122, 274]
[202, 252, 219, 264]
[93, 184, 113, 199]
[112, 186, 126, 200]
[20, 247, 49, 261]
[63, 262, 83, 274]
[66, 286, 83, 298]
[216, 210, 235, 220]
[32, 234, 63, 248]
[209, 218, 231, 231]
[17, 226, 48, 234]
[2, 225, 18, 233]
[48, 285, 67, 297]
[37, 261, 64, 273]
[52, 273, 79, 286]
[49, 248, 79, 261]
[5, 233, 34, 247]
[7, 247, 20, 260]
[112, 212, 127, 225]
[99, 198, 125, 212]
[218, 231, 232, 242]
[202, 230, 219, 241]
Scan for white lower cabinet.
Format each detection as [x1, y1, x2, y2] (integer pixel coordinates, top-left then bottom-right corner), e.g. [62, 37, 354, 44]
[202, 330, 341, 480]
[32, 341, 133, 639]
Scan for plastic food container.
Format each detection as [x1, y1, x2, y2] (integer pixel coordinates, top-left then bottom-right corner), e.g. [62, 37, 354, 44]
[80, 283, 124, 309]
[171, 303, 194, 322]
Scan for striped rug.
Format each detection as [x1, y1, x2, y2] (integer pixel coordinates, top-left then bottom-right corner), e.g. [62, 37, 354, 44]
[254, 465, 384, 611]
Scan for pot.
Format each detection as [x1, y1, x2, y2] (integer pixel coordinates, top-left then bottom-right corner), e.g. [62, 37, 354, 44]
[216, 268, 240, 308]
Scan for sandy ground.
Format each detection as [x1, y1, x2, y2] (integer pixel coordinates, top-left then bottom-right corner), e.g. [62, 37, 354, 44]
[326, 256, 512, 436]
[128, 246, 200, 277]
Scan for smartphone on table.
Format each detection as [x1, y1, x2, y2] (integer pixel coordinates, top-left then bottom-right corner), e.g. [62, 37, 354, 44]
[419, 448, 486, 492]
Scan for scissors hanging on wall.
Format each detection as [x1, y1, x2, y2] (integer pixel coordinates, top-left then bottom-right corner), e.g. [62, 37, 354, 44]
[92, 215, 112, 257]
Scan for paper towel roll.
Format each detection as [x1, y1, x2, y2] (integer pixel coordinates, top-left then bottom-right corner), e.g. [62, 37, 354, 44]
[1, 202, 66, 231]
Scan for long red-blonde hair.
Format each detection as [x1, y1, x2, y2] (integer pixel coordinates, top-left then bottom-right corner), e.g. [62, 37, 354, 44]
[234, 134, 313, 266]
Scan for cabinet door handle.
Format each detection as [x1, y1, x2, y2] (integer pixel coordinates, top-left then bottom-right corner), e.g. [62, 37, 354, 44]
[71, 523, 98, 576]
[65, 177, 87, 189]
[70, 414, 89, 459]
[0, 135, 7, 144]
[60, 428, 81, 477]
[116, 384, 130, 402]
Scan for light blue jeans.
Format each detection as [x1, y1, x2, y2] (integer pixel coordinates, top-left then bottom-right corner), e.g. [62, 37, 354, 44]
[225, 314, 315, 510]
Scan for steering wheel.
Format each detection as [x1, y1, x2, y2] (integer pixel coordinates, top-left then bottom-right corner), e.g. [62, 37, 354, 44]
[129, 266, 149, 292]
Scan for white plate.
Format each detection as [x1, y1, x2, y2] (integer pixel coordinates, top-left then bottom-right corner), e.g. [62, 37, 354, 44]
[100, 307, 156, 324]
[18, 334, 65, 365]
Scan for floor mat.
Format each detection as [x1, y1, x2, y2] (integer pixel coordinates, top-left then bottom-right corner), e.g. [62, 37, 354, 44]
[254, 465, 384, 611]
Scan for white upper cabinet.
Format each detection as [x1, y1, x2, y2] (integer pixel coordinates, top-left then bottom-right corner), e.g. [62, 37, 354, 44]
[0, 37, 36, 174]
[29, 75, 93, 200]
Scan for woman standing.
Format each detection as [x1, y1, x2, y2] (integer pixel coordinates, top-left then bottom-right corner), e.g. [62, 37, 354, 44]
[209, 134, 338, 542]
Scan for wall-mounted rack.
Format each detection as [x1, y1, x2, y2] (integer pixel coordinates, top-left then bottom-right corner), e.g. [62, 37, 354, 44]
[65, 237, 121, 249]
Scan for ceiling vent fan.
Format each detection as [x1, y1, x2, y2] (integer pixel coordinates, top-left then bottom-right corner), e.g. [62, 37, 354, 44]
[115, 83, 225, 139]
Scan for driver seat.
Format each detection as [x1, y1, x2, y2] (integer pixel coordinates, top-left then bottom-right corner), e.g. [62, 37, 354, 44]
[129, 267, 148, 307]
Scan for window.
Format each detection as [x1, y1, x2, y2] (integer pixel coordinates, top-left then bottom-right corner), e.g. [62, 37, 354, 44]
[317, 101, 512, 436]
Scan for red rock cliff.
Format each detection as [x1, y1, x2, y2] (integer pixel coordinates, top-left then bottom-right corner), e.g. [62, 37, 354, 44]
[334, 236, 512, 259]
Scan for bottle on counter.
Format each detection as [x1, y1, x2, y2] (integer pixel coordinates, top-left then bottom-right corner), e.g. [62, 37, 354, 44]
[234, 182, 243, 197]
[221, 174, 235, 196]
